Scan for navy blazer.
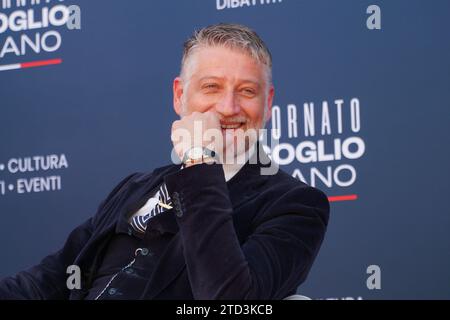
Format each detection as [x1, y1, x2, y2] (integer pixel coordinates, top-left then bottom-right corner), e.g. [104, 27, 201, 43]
[0, 155, 329, 300]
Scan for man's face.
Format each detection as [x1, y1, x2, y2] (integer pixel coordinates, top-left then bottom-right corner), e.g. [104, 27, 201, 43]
[173, 46, 274, 154]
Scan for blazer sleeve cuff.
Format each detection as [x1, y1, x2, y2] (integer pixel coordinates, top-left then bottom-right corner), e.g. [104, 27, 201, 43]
[163, 163, 232, 221]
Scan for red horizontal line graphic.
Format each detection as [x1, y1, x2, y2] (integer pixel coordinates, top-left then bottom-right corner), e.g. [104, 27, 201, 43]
[328, 194, 358, 202]
[0, 59, 63, 72]
[21, 58, 62, 69]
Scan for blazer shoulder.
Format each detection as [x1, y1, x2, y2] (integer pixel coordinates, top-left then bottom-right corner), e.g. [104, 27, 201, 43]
[97, 163, 181, 204]
[120, 163, 180, 184]
[264, 168, 330, 219]
[133, 164, 180, 183]
[266, 167, 316, 195]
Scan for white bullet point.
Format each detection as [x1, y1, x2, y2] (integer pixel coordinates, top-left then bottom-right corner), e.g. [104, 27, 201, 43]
[0, 164, 4, 171]
[8, 184, 14, 191]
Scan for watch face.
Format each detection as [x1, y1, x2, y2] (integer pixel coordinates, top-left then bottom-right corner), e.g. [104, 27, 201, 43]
[189, 147, 203, 160]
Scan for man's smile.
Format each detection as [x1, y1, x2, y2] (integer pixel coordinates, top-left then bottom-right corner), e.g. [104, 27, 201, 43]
[220, 122, 245, 130]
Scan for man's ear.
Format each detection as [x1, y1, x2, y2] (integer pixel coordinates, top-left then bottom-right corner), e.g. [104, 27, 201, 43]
[265, 85, 275, 122]
[173, 77, 183, 116]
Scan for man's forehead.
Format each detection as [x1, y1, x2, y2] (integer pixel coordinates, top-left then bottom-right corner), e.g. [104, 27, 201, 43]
[198, 47, 258, 65]
[187, 47, 266, 83]
[191, 46, 260, 66]
[197, 75, 262, 86]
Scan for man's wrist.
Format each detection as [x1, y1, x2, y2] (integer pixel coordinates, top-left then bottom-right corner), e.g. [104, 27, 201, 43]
[184, 155, 216, 167]
[182, 147, 217, 166]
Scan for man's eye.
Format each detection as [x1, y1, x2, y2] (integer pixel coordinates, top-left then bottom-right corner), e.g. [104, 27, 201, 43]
[203, 84, 219, 90]
[242, 88, 256, 95]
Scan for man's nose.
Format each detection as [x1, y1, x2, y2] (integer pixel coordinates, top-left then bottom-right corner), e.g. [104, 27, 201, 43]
[215, 91, 241, 117]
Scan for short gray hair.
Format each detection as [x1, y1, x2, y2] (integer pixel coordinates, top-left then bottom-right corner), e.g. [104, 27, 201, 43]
[180, 23, 273, 84]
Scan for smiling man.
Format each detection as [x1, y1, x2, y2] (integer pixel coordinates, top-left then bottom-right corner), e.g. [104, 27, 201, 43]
[0, 23, 329, 300]
[171, 35, 274, 168]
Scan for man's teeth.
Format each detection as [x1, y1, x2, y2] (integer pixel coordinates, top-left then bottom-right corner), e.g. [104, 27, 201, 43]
[221, 123, 242, 129]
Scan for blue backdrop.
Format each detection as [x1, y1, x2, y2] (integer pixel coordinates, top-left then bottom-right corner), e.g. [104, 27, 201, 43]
[1, 0, 449, 299]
